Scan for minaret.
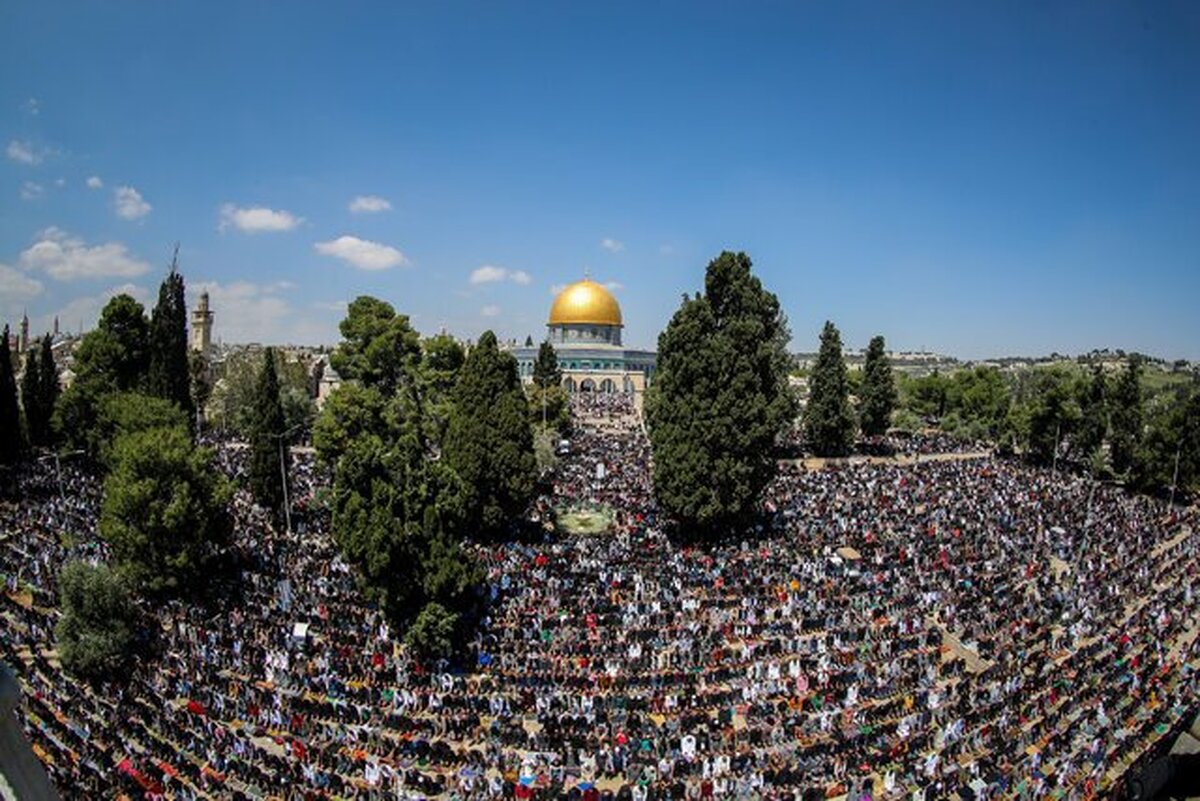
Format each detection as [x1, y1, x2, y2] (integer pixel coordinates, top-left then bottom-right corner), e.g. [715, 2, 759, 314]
[191, 292, 214, 356]
[53, 316, 59, 337]
[19, 312, 29, 352]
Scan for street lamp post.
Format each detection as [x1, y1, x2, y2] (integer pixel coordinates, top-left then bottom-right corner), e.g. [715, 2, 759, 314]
[275, 422, 307, 535]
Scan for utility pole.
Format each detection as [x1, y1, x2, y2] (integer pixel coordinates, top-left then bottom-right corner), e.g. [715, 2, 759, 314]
[278, 436, 292, 535]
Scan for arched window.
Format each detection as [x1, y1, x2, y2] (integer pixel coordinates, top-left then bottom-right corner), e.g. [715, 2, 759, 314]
[580, 378, 596, 393]
[600, 378, 615, 394]
[563, 377, 576, 393]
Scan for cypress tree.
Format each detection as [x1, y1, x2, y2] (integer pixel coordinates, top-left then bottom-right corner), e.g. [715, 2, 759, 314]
[0, 326, 21, 468]
[443, 330, 537, 536]
[20, 342, 42, 448]
[38, 335, 59, 446]
[1109, 355, 1143, 475]
[804, 321, 856, 456]
[858, 335, 897, 438]
[532, 341, 562, 389]
[646, 251, 796, 535]
[147, 266, 194, 424]
[248, 348, 288, 526]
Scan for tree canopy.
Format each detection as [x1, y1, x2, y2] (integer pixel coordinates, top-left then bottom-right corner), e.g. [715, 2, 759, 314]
[858, 335, 896, 437]
[146, 267, 194, 425]
[54, 294, 151, 456]
[248, 348, 289, 525]
[803, 321, 855, 456]
[55, 561, 138, 680]
[0, 327, 21, 471]
[1109, 356, 1143, 475]
[532, 341, 562, 389]
[330, 296, 422, 394]
[100, 425, 232, 596]
[443, 330, 537, 537]
[646, 251, 796, 535]
[316, 297, 489, 659]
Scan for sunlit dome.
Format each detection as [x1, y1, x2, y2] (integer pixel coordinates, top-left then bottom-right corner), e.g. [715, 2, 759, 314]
[548, 279, 623, 327]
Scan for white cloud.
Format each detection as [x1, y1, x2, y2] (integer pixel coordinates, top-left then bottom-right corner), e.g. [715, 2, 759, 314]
[86, 176, 103, 190]
[601, 237, 624, 253]
[470, 265, 532, 285]
[26, 98, 40, 116]
[6, 140, 40, 165]
[20, 181, 44, 200]
[549, 284, 566, 296]
[218, 203, 302, 233]
[192, 280, 336, 344]
[481, 305, 501, 317]
[605, 281, 624, 292]
[0, 263, 43, 300]
[114, 186, 151, 220]
[349, 195, 392, 213]
[314, 235, 407, 270]
[40, 283, 151, 337]
[54, 178, 65, 187]
[18, 227, 151, 281]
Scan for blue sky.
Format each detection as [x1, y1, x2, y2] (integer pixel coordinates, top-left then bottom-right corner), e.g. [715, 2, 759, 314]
[2, 1, 1198, 359]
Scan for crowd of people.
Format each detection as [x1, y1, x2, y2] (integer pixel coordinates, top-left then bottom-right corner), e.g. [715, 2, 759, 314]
[1, 394, 1197, 800]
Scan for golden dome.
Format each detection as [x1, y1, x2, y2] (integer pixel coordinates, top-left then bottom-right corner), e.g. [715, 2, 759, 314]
[548, 279, 623, 326]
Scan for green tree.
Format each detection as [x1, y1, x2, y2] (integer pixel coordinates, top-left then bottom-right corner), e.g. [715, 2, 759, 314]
[858, 335, 896, 437]
[146, 267, 194, 424]
[317, 300, 483, 652]
[902, 371, 949, 419]
[1074, 363, 1108, 465]
[100, 425, 232, 595]
[405, 601, 459, 660]
[646, 251, 797, 533]
[443, 331, 537, 536]
[19, 343, 42, 447]
[313, 383, 389, 467]
[532, 341, 562, 389]
[422, 333, 466, 395]
[1023, 366, 1081, 466]
[248, 348, 288, 524]
[329, 419, 471, 622]
[527, 383, 571, 434]
[53, 295, 150, 455]
[804, 321, 856, 456]
[0, 327, 21, 471]
[330, 296, 422, 394]
[55, 561, 138, 680]
[96, 392, 189, 468]
[189, 350, 211, 431]
[205, 349, 312, 439]
[1109, 356, 1143, 474]
[532, 425, 560, 475]
[945, 366, 1011, 441]
[1134, 387, 1199, 498]
[37, 335, 59, 447]
[421, 333, 466, 443]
